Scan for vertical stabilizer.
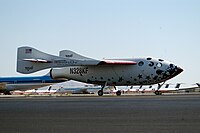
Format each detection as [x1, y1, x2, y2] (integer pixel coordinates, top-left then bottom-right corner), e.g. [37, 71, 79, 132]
[59, 50, 93, 60]
[17, 47, 62, 74]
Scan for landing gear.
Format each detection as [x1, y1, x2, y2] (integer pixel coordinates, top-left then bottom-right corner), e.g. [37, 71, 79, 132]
[4, 90, 11, 95]
[154, 91, 162, 95]
[97, 83, 122, 96]
[116, 90, 121, 96]
[154, 82, 165, 95]
[114, 86, 121, 96]
[98, 82, 107, 96]
[98, 90, 104, 96]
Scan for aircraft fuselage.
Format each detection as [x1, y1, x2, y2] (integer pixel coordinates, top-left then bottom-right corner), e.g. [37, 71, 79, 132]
[50, 58, 183, 86]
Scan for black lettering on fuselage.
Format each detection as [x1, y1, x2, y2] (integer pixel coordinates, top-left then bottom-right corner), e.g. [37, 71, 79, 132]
[65, 54, 73, 57]
[70, 67, 88, 76]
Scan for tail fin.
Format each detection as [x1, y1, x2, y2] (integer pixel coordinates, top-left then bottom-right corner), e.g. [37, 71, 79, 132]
[59, 50, 93, 60]
[165, 84, 170, 88]
[175, 83, 181, 88]
[17, 46, 62, 74]
[196, 83, 200, 87]
[17, 46, 99, 74]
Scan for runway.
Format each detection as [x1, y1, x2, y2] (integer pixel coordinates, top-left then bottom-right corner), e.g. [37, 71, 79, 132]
[0, 95, 200, 133]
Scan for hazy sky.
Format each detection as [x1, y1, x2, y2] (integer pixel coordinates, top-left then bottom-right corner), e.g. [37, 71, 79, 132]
[0, 0, 199, 84]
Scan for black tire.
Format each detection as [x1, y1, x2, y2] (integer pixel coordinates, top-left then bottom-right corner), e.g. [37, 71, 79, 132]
[98, 90, 103, 96]
[4, 91, 11, 95]
[116, 91, 121, 96]
[155, 91, 162, 95]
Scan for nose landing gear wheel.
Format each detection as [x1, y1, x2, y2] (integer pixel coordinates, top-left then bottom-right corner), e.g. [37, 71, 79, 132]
[98, 90, 104, 96]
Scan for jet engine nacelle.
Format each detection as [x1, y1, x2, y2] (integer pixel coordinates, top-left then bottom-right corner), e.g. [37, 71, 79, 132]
[50, 66, 90, 80]
[50, 68, 70, 79]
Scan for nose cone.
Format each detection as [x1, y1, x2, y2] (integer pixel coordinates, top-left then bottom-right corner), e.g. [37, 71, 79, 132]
[173, 66, 183, 77]
[177, 67, 183, 74]
[164, 65, 183, 81]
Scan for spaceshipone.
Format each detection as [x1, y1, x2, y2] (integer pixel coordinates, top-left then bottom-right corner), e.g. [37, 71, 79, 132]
[17, 46, 183, 96]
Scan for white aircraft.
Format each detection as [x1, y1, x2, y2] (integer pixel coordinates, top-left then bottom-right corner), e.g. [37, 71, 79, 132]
[52, 86, 103, 94]
[127, 83, 200, 95]
[0, 73, 67, 95]
[17, 46, 183, 96]
[155, 83, 182, 95]
[153, 83, 200, 95]
[24, 82, 101, 95]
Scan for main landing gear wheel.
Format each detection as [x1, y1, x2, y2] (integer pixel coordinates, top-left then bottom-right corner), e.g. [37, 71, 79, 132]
[154, 91, 162, 95]
[98, 90, 104, 96]
[98, 82, 107, 96]
[116, 90, 121, 96]
[4, 91, 11, 95]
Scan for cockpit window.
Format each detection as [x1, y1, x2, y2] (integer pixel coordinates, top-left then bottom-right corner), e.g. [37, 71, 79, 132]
[157, 63, 162, 67]
[158, 59, 164, 62]
[147, 57, 152, 60]
[138, 61, 144, 66]
[149, 61, 154, 67]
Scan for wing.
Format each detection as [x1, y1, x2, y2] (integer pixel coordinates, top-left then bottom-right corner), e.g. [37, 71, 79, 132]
[98, 60, 137, 65]
[23, 58, 52, 63]
[23, 58, 137, 65]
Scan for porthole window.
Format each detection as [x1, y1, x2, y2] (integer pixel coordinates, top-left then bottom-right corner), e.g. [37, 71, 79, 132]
[157, 63, 162, 67]
[169, 64, 174, 68]
[156, 69, 163, 75]
[158, 59, 164, 62]
[149, 61, 154, 67]
[147, 57, 152, 60]
[138, 61, 144, 66]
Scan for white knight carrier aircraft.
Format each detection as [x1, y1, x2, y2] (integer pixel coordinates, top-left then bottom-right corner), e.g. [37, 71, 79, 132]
[17, 46, 183, 96]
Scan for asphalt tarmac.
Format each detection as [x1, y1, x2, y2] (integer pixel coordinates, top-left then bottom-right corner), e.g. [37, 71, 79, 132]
[0, 95, 200, 133]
